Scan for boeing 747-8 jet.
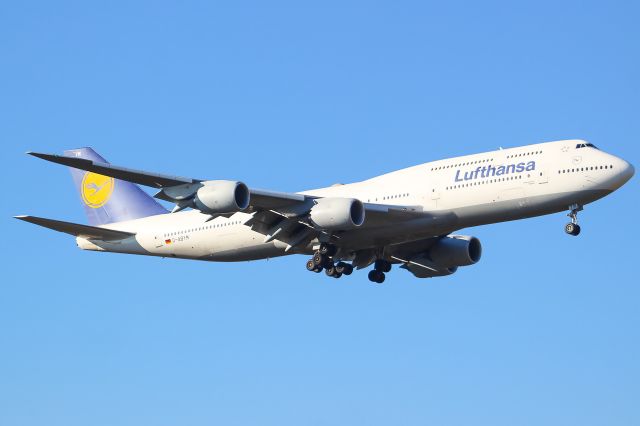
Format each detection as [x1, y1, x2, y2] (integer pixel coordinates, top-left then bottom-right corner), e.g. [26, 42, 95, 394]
[16, 140, 634, 283]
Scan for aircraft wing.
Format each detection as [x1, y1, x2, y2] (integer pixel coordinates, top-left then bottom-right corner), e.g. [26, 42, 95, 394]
[29, 151, 314, 210]
[29, 150, 428, 251]
[30, 150, 426, 213]
[28, 152, 197, 188]
[15, 215, 136, 241]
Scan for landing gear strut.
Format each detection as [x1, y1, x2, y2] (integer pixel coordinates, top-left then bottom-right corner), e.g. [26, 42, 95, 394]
[565, 204, 583, 236]
[368, 259, 392, 284]
[318, 243, 337, 257]
[305, 244, 353, 279]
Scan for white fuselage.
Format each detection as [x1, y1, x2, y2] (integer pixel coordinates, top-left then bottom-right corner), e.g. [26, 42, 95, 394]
[78, 140, 634, 261]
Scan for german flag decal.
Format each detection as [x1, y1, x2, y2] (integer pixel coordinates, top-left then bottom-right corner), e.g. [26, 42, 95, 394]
[165, 239, 172, 245]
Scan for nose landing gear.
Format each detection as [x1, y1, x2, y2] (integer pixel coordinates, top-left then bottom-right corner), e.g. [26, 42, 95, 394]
[565, 204, 583, 236]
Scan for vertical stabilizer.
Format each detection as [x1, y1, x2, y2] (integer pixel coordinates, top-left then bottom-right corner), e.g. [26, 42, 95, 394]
[64, 148, 168, 225]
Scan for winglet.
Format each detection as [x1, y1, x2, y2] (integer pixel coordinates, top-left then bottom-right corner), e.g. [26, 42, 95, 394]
[28, 151, 95, 169]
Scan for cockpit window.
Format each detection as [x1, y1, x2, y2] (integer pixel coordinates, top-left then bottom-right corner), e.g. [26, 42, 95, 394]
[576, 143, 599, 150]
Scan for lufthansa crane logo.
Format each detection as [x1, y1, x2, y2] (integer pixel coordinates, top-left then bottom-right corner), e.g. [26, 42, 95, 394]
[81, 172, 115, 208]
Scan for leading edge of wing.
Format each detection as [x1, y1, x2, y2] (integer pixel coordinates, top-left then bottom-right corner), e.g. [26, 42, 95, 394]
[28, 151, 198, 188]
[28, 151, 430, 220]
[249, 188, 308, 210]
[14, 215, 136, 241]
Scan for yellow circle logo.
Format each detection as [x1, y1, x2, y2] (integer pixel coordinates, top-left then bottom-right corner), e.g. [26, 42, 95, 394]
[81, 172, 115, 208]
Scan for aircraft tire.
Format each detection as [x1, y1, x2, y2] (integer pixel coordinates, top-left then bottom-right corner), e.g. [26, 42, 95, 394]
[565, 223, 581, 236]
[325, 265, 337, 277]
[368, 270, 385, 283]
[336, 262, 354, 276]
[306, 259, 317, 271]
[313, 252, 326, 266]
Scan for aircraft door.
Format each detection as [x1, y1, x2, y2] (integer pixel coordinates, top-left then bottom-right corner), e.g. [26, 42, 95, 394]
[429, 183, 441, 208]
[537, 169, 549, 184]
[154, 234, 164, 249]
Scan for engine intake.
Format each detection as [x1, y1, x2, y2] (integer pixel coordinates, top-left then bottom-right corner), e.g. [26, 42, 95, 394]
[309, 198, 365, 230]
[429, 235, 482, 268]
[194, 180, 250, 214]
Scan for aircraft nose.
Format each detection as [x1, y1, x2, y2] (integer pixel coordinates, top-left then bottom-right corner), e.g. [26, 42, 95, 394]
[619, 159, 634, 182]
[611, 157, 634, 189]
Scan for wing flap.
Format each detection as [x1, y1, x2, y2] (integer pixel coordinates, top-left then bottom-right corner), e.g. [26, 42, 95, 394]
[15, 215, 136, 241]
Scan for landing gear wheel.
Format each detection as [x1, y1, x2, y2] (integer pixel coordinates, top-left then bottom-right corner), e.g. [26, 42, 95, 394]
[368, 270, 385, 284]
[565, 223, 581, 236]
[306, 259, 317, 271]
[565, 204, 583, 237]
[325, 265, 342, 278]
[573, 224, 581, 236]
[319, 243, 337, 257]
[335, 262, 354, 276]
[313, 252, 327, 266]
[307, 259, 323, 273]
[325, 264, 337, 277]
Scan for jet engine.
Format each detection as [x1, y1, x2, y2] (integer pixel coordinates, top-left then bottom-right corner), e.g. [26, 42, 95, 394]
[193, 180, 250, 214]
[402, 235, 482, 279]
[309, 198, 365, 230]
[429, 235, 482, 268]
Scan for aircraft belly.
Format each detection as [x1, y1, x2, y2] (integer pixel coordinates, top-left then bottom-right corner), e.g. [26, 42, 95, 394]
[453, 189, 611, 228]
[338, 189, 612, 250]
[336, 214, 458, 251]
[206, 243, 288, 262]
[80, 236, 151, 256]
[202, 227, 287, 262]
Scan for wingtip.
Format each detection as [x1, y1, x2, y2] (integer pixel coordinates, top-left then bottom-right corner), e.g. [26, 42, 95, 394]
[26, 151, 48, 159]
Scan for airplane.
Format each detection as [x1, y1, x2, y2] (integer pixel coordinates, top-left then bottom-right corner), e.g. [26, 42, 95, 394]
[15, 140, 634, 283]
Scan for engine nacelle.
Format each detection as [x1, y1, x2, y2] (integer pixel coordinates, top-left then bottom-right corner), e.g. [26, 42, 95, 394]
[429, 235, 482, 268]
[402, 260, 458, 279]
[193, 180, 250, 214]
[309, 198, 365, 230]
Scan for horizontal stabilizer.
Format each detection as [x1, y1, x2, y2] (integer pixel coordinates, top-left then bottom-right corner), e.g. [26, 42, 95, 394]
[14, 215, 136, 241]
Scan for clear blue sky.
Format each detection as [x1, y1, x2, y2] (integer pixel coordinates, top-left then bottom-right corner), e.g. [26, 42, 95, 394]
[1, 1, 638, 425]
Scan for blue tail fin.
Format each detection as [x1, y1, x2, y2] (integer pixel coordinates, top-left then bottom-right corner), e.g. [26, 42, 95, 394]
[64, 147, 168, 226]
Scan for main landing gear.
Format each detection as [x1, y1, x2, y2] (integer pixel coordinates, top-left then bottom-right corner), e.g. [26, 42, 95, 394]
[368, 259, 391, 284]
[305, 244, 392, 283]
[565, 204, 583, 236]
[305, 243, 353, 279]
